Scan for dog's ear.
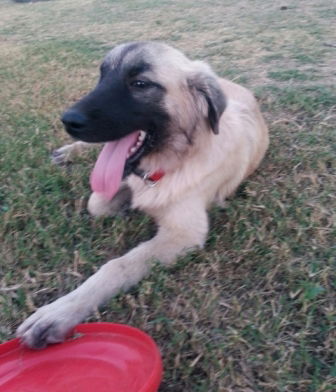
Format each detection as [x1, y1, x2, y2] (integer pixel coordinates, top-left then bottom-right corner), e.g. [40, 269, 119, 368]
[188, 72, 226, 134]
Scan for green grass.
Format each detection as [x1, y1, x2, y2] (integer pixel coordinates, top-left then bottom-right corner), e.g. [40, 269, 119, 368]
[268, 69, 312, 82]
[1, 0, 336, 391]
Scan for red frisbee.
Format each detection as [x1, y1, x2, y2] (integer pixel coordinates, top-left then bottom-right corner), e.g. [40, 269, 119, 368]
[0, 323, 162, 392]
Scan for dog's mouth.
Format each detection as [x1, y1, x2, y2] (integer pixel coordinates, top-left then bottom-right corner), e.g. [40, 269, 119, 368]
[125, 130, 148, 165]
[90, 130, 150, 200]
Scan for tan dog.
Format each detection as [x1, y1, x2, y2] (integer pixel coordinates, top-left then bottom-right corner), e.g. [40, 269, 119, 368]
[18, 41, 269, 348]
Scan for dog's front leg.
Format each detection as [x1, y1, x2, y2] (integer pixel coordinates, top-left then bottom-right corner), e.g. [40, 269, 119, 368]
[17, 198, 208, 349]
[51, 141, 100, 165]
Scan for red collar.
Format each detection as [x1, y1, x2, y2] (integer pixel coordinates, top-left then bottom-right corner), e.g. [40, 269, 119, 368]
[143, 170, 165, 186]
[133, 168, 165, 186]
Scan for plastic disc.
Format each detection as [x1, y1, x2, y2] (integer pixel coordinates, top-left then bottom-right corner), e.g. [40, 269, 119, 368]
[0, 323, 162, 392]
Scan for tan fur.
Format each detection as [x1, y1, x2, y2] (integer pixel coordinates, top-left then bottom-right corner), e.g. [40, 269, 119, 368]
[18, 43, 268, 348]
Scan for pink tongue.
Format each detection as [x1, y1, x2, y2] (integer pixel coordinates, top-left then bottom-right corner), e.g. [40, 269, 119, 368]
[90, 131, 140, 200]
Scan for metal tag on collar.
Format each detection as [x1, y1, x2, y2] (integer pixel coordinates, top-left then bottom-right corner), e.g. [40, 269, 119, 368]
[143, 172, 159, 187]
[143, 170, 165, 187]
[132, 167, 164, 187]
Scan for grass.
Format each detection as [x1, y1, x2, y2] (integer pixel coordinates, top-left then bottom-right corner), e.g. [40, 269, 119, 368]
[0, 0, 336, 390]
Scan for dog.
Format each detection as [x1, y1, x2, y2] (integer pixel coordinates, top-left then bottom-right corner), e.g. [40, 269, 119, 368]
[17, 41, 269, 348]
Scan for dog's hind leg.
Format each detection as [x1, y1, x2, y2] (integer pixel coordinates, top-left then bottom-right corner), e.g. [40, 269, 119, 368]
[17, 197, 208, 349]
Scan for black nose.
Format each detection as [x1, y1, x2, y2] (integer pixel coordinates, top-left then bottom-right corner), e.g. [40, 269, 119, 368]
[61, 110, 88, 135]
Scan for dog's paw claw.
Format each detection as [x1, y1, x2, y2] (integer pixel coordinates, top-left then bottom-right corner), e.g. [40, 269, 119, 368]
[50, 145, 72, 165]
[17, 299, 81, 349]
[22, 322, 62, 350]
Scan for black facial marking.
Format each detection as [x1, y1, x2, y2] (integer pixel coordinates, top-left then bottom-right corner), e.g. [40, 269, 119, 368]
[99, 43, 147, 82]
[61, 43, 170, 173]
[114, 42, 144, 69]
[99, 62, 109, 80]
[127, 61, 152, 78]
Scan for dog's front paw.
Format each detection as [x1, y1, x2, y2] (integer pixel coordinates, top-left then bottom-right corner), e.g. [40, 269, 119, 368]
[17, 296, 85, 349]
[51, 144, 75, 165]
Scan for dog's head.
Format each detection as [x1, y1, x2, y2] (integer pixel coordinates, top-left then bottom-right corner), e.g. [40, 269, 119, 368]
[62, 41, 226, 176]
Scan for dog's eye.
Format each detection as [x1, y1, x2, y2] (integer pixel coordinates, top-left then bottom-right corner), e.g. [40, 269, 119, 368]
[130, 80, 150, 89]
